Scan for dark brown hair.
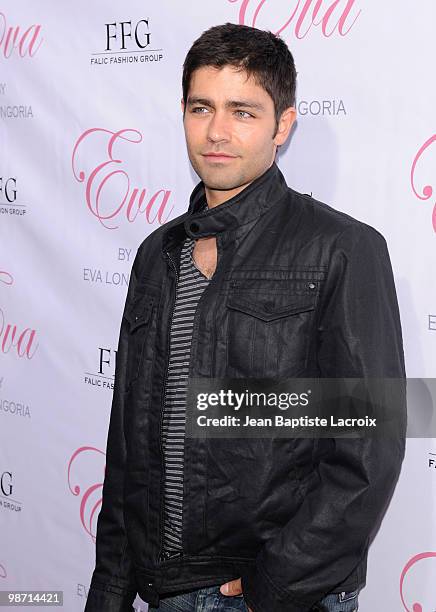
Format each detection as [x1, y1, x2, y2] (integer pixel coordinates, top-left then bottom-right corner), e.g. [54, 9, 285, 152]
[182, 22, 297, 135]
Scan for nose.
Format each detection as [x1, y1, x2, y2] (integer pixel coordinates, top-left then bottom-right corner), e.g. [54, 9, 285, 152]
[206, 111, 231, 144]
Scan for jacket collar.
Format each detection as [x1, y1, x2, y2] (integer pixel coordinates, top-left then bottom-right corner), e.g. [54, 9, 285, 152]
[162, 161, 288, 251]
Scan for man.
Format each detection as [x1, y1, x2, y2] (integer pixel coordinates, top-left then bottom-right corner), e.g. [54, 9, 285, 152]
[85, 23, 406, 612]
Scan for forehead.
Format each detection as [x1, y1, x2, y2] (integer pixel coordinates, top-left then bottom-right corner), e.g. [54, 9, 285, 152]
[188, 65, 273, 106]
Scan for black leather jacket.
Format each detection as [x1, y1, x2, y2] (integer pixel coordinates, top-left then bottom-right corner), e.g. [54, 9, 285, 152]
[85, 162, 406, 612]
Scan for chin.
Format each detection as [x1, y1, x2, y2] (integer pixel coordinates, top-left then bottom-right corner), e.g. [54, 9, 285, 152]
[199, 168, 244, 189]
[202, 175, 243, 192]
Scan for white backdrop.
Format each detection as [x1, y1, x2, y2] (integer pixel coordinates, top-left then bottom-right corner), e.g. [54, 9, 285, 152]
[1, 1, 435, 610]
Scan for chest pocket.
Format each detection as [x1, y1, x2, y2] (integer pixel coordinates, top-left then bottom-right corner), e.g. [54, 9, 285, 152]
[224, 276, 321, 378]
[227, 294, 316, 322]
[124, 293, 156, 390]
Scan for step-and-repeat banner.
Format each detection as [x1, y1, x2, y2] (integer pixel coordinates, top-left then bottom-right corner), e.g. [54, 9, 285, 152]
[1, 2, 435, 610]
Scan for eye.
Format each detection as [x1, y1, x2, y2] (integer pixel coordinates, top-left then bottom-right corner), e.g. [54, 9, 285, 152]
[191, 106, 209, 114]
[235, 110, 254, 119]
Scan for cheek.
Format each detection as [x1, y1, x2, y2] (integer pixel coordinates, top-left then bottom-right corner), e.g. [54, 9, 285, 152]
[237, 123, 271, 147]
[185, 121, 206, 147]
[239, 130, 274, 161]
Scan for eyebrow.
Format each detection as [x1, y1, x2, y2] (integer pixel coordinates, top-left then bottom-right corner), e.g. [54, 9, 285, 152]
[186, 96, 266, 112]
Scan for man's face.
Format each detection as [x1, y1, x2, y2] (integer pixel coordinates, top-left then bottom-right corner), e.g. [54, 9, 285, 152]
[181, 65, 295, 205]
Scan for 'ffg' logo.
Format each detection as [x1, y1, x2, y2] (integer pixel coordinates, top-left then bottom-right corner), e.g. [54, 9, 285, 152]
[105, 19, 150, 51]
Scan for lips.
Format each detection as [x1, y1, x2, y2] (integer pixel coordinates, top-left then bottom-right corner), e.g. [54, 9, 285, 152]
[202, 153, 238, 161]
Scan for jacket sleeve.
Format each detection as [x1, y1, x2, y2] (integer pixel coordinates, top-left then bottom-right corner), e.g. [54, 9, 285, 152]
[84, 255, 140, 612]
[241, 224, 407, 612]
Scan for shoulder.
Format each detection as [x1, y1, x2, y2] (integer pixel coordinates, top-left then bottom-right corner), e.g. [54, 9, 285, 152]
[284, 186, 388, 249]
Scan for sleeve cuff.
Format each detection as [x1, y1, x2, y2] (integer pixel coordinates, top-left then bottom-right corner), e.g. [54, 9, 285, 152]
[84, 583, 137, 612]
[241, 563, 314, 612]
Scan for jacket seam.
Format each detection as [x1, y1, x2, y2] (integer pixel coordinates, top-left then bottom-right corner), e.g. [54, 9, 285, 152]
[317, 224, 352, 307]
[315, 222, 364, 350]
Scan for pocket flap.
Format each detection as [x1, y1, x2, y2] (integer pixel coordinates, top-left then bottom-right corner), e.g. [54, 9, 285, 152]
[226, 295, 316, 322]
[124, 295, 155, 331]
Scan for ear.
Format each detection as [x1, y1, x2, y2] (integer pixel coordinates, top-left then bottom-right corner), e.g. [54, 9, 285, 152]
[181, 98, 185, 114]
[273, 106, 297, 146]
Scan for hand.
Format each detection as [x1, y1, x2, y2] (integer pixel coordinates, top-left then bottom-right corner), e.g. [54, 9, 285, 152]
[220, 577, 254, 611]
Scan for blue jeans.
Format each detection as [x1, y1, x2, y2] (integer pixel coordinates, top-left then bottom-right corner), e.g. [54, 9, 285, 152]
[148, 584, 360, 611]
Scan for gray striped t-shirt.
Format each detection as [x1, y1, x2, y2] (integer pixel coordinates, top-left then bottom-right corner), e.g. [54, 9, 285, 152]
[161, 216, 213, 557]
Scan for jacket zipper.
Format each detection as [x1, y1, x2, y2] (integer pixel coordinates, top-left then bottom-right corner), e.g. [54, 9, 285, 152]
[157, 249, 180, 563]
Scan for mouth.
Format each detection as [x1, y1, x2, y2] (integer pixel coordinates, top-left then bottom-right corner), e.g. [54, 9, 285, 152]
[202, 153, 238, 163]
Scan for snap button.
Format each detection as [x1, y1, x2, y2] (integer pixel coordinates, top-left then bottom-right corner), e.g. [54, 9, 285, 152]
[148, 582, 153, 587]
[190, 222, 200, 233]
[307, 282, 316, 290]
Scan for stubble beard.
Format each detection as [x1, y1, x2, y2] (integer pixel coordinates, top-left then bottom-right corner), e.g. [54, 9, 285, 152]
[189, 153, 252, 193]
